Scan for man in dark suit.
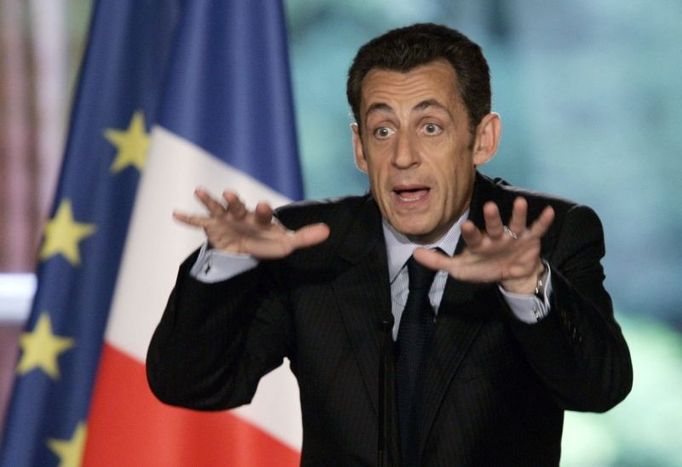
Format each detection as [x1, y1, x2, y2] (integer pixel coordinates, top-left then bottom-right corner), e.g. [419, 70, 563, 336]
[146, 24, 632, 466]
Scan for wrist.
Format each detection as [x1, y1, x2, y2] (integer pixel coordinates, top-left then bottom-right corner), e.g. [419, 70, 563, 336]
[533, 260, 548, 298]
[501, 260, 546, 295]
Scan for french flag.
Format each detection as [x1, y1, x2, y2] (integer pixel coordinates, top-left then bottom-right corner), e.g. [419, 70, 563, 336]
[1, 1, 302, 465]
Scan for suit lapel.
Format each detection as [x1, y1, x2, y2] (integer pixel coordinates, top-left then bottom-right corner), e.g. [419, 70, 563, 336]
[331, 196, 393, 416]
[417, 173, 507, 456]
[417, 278, 487, 455]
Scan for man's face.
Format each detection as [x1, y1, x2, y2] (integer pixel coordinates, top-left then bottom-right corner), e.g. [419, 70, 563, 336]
[352, 60, 497, 244]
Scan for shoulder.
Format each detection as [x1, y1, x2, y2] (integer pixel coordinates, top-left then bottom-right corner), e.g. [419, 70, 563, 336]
[476, 174, 605, 261]
[476, 172, 601, 228]
[267, 194, 380, 273]
[473, 173, 605, 258]
[274, 194, 371, 230]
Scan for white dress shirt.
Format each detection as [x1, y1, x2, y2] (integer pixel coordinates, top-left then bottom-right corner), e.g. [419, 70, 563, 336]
[382, 210, 552, 340]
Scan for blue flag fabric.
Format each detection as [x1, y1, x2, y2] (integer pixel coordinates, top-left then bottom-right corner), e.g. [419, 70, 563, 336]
[159, 1, 303, 199]
[0, 1, 302, 465]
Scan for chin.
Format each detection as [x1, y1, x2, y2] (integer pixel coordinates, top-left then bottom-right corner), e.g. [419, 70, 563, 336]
[393, 221, 435, 240]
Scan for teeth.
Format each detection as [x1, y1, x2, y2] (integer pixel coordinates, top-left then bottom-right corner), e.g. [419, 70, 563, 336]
[399, 193, 421, 201]
[396, 189, 427, 202]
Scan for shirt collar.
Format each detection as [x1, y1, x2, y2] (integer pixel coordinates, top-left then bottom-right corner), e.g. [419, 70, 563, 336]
[382, 210, 469, 283]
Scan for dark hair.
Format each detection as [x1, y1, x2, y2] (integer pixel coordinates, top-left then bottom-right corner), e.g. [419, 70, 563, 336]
[346, 23, 491, 134]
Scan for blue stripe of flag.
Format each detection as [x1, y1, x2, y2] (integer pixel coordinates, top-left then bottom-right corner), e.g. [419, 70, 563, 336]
[159, 1, 303, 200]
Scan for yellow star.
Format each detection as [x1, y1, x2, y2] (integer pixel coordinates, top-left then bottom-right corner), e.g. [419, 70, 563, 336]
[104, 110, 150, 172]
[39, 199, 96, 265]
[47, 422, 87, 467]
[17, 312, 75, 379]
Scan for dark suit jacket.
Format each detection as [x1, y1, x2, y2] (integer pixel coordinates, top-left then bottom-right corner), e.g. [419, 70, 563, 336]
[147, 172, 632, 466]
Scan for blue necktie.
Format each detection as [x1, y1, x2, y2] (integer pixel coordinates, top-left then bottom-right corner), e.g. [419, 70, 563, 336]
[395, 255, 437, 466]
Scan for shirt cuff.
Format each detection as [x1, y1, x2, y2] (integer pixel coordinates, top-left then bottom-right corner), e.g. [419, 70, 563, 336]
[189, 242, 258, 283]
[498, 263, 553, 324]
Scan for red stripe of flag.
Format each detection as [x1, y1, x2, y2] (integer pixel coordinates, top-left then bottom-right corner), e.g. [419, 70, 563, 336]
[84, 343, 300, 466]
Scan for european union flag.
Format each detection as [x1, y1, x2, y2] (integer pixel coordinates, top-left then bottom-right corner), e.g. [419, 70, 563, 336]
[1, 1, 303, 465]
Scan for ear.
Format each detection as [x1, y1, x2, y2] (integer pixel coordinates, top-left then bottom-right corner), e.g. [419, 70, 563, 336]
[472, 112, 501, 166]
[351, 123, 368, 173]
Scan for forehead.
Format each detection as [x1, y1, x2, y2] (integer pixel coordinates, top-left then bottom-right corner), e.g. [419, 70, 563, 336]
[360, 60, 461, 112]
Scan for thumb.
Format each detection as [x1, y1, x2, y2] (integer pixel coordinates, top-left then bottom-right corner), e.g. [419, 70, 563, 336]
[413, 247, 452, 272]
[290, 223, 330, 250]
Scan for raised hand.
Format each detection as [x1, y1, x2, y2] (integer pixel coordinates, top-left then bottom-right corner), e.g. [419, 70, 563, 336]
[173, 189, 330, 259]
[413, 197, 555, 294]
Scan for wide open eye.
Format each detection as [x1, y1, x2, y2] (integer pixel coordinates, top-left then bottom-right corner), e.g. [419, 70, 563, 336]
[422, 122, 443, 135]
[373, 126, 395, 139]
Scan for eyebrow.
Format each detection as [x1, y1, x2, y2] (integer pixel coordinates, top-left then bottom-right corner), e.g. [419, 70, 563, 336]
[364, 99, 450, 122]
[413, 99, 448, 113]
[364, 102, 393, 121]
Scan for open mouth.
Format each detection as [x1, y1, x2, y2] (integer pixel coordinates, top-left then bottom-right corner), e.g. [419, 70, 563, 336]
[393, 186, 430, 202]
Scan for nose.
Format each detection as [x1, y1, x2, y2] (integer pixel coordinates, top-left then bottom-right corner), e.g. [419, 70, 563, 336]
[391, 131, 419, 169]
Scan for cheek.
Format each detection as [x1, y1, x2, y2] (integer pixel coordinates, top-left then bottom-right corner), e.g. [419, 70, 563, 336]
[367, 141, 394, 163]
[364, 163, 387, 200]
[435, 155, 471, 198]
[365, 152, 391, 179]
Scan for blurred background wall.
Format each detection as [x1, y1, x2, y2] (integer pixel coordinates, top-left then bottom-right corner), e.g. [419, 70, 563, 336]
[1, 0, 681, 465]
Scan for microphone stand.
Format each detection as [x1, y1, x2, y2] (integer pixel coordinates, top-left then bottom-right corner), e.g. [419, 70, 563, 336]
[378, 317, 393, 467]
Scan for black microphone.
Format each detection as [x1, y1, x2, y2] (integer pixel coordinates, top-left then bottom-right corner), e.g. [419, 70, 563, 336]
[378, 315, 394, 467]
